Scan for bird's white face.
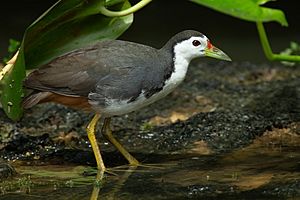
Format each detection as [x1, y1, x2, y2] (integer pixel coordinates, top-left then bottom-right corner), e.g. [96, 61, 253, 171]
[173, 36, 208, 61]
[173, 35, 231, 62]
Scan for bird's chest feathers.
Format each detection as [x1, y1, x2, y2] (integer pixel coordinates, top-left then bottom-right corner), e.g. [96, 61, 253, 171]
[164, 54, 189, 90]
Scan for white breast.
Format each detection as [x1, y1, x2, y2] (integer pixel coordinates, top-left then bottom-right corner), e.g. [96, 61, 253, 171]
[91, 45, 191, 117]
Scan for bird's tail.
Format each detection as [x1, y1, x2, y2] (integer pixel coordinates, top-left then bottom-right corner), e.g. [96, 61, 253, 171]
[22, 91, 51, 109]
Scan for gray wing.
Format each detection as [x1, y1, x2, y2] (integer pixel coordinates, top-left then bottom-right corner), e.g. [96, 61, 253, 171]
[24, 40, 169, 103]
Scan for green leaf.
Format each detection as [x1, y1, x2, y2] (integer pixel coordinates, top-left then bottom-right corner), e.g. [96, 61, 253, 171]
[1, 0, 133, 121]
[25, 0, 133, 69]
[252, 0, 276, 5]
[190, 0, 288, 26]
[3, 39, 20, 63]
[0, 45, 26, 121]
[8, 39, 21, 54]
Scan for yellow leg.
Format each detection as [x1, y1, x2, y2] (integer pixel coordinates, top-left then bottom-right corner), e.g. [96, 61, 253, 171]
[102, 118, 139, 166]
[87, 114, 105, 171]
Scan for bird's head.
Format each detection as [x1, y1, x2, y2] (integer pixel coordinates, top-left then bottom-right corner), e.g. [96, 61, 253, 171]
[166, 30, 231, 62]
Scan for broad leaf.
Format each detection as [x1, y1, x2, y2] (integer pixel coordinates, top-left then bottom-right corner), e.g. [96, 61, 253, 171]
[25, 0, 133, 69]
[0, 45, 25, 121]
[190, 0, 288, 26]
[252, 0, 276, 5]
[1, 0, 133, 121]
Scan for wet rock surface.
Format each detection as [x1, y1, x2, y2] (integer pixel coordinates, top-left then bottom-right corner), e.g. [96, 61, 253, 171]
[0, 162, 16, 179]
[0, 61, 299, 199]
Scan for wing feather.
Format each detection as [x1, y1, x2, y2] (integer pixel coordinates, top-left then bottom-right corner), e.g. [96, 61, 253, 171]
[24, 40, 169, 104]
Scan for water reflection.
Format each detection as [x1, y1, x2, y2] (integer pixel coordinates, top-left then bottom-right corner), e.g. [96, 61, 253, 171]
[90, 170, 104, 200]
[0, 137, 299, 200]
[90, 166, 137, 200]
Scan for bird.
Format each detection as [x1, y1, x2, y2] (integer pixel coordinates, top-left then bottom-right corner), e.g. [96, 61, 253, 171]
[22, 30, 231, 171]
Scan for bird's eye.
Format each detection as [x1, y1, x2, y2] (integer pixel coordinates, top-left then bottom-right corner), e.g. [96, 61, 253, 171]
[192, 40, 201, 46]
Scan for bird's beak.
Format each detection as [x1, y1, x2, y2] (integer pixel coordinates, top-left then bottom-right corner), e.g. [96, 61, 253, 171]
[205, 42, 231, 61]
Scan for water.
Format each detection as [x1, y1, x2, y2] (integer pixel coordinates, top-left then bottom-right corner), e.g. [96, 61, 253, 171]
[1, 139, 299, 200]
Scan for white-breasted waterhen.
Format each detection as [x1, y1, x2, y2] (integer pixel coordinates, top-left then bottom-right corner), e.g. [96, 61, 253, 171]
[22, 30, 231, 171]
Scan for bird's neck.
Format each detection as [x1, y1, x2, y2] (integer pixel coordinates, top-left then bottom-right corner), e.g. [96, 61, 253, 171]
[159, 42, 191, 81]
[170, 49, 190, 85]
[158, 47, 190, 92]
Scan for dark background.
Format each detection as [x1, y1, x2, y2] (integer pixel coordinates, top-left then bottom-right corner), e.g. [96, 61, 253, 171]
[0, 0, 299, 62]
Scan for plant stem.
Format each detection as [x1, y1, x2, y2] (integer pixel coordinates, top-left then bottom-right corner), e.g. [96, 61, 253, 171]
[256, 22, 300, 62]
[99, 0, 152, 17]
